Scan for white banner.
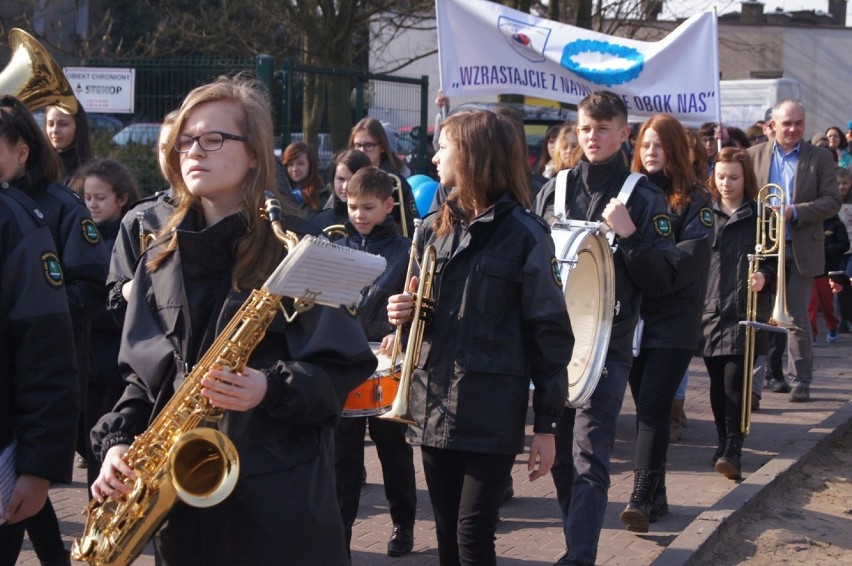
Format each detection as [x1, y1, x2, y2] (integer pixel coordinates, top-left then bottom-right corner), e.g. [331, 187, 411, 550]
[436, 0, 719, 125]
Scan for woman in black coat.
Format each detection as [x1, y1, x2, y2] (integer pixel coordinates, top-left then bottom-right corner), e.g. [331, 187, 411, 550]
[702, 147, 776, 481]
[386, 110, 573, 565]
[621, 114, 713, 533]
[87, 76, 375, 565]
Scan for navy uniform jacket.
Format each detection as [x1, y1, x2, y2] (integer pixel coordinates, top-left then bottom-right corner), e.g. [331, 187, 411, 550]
[17, 175, 109, 404]
[342, 217, 411, 342]
[533, 155, 679, 364]
[639, 179, 713, 351]
[92, 208, 375, 564]
[410, 194, 572, 455]
[0, 183, 78, 484]
[702, 199, 776, 357]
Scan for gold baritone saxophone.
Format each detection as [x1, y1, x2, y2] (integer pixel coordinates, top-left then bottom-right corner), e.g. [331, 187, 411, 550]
[72, 195, 301, 566]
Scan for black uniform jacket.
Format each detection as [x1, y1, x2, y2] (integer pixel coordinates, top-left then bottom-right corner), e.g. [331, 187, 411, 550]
[16, 174, 109, 403]
[314, 194, 349, 232]
[106, 190, 176, 323]
[410, 194, 572, 455]
[89, 218, 123, 384]
[821, 215, 850, 275]
[92, 208, 375, 564]
[640, 178, 713, 351]
[533, 155, 679, 364]
[0, 184, 78, 484]
[343, 217, 411, 343]
[702, 199, 776, 358]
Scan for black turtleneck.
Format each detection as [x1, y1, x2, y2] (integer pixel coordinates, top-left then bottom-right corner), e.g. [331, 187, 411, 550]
[574, 153, 631, 221]
[174, 209, 247, 364]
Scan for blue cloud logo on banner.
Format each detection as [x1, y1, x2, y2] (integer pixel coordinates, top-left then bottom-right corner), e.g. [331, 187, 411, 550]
[497, 16, 550, 62]
[560, 39, 645, 87]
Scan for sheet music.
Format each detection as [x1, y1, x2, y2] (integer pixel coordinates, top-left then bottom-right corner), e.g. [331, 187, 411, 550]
[264, 235, 386, 309]
[0, 439, 17, 526]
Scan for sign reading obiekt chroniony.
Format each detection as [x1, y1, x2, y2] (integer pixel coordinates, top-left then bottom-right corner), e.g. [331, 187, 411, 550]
[436, 0, 719, 125]
[63, 67, 135, 114]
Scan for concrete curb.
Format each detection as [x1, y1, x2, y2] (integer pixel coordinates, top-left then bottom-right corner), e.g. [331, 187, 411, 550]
[650, 398, 852, 566]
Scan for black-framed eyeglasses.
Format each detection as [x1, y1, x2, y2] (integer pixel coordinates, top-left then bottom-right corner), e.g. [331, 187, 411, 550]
[174, 131, 248, 153]
[353, 142, 379, 151]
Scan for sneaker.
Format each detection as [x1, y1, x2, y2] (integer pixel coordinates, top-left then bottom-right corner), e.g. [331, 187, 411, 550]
[769, 379, 791, 393]
[827, 329, 839, 343]
[790, 387, 810, 403]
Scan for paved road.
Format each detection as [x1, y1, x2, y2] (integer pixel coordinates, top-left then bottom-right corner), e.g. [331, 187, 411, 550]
[16, 331, 852, 565]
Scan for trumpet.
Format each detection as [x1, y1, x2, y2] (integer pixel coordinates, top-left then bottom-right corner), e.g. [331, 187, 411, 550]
[380, 219, 435, 425]
[740, 184, 799, 435]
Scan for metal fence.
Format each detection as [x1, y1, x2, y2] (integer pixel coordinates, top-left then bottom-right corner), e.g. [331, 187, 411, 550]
[87, 55, 431, 188]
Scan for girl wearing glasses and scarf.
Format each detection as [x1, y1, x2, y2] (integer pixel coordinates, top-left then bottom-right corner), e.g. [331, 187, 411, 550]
[89, 76, 376, 565]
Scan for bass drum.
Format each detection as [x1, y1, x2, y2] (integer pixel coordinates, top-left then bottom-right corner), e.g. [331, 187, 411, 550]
[551, 222, 615, 407]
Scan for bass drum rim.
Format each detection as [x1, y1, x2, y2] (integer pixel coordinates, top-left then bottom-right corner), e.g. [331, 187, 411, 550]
[552, 226, 615, 408]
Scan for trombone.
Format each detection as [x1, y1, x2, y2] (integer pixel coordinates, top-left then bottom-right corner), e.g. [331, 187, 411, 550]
[380, 219, 435, 425]
[388, 173, 410, 238]
[740, 184, 799, 436]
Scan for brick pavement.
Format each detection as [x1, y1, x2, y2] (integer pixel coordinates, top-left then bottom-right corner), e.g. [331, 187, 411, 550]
[15, 331, 852, 565]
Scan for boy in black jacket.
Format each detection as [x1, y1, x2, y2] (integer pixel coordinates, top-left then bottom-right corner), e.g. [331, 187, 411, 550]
[333, 167, 417, 559]
[533, 91, 678, 566]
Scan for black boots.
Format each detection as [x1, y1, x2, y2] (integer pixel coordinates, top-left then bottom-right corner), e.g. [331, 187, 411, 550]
[619, 469, 663, 533]
[711, 434, 725, 467]
[649, 469, 668, 522]
[715, 434, 743, 480]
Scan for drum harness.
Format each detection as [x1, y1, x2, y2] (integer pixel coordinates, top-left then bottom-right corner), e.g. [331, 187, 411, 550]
[553, 169, 646, 359]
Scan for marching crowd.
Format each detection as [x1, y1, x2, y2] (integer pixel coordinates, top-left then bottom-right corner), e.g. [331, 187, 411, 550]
[1, 74, 850, 566]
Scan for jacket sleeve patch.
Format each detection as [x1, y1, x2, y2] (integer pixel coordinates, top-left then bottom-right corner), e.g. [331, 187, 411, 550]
[42, 252, 64, 287]
[652, 214, 673, 237]
[699, 207, 714, 227]
[551, 256, 563, 288]
[82, 219, 102, 244]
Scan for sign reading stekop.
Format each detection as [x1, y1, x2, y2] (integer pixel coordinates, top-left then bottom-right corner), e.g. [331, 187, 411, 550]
[64, 67, 135, 113]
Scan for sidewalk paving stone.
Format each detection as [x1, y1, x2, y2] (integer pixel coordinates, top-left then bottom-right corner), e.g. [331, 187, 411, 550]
[16, 334, 852, 565]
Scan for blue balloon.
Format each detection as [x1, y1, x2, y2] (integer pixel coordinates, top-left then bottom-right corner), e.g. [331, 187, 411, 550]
[414, 180, 439, 216]
[407, 174, 432, 191]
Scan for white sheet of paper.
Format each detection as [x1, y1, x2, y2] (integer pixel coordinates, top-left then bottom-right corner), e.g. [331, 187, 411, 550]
[264, 235, 387, 309]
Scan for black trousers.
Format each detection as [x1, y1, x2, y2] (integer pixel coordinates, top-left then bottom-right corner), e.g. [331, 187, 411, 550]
[627, 348, 694, 470]
[421, 446, 514, 566]
[0, 499, 66, 566]
[334, 416, 416, 549]
[703, 355, 745, 437]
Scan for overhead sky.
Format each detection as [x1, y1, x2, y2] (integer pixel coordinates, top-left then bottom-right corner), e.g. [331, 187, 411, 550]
[662, 0, 850, 23]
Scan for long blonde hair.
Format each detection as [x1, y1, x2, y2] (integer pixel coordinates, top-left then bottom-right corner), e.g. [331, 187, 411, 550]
[149, 75, 286, 290]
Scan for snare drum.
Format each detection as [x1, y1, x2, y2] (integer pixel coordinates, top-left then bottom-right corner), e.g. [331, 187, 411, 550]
[551, 221, 615, 408]
[342, 343, 403, 417]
